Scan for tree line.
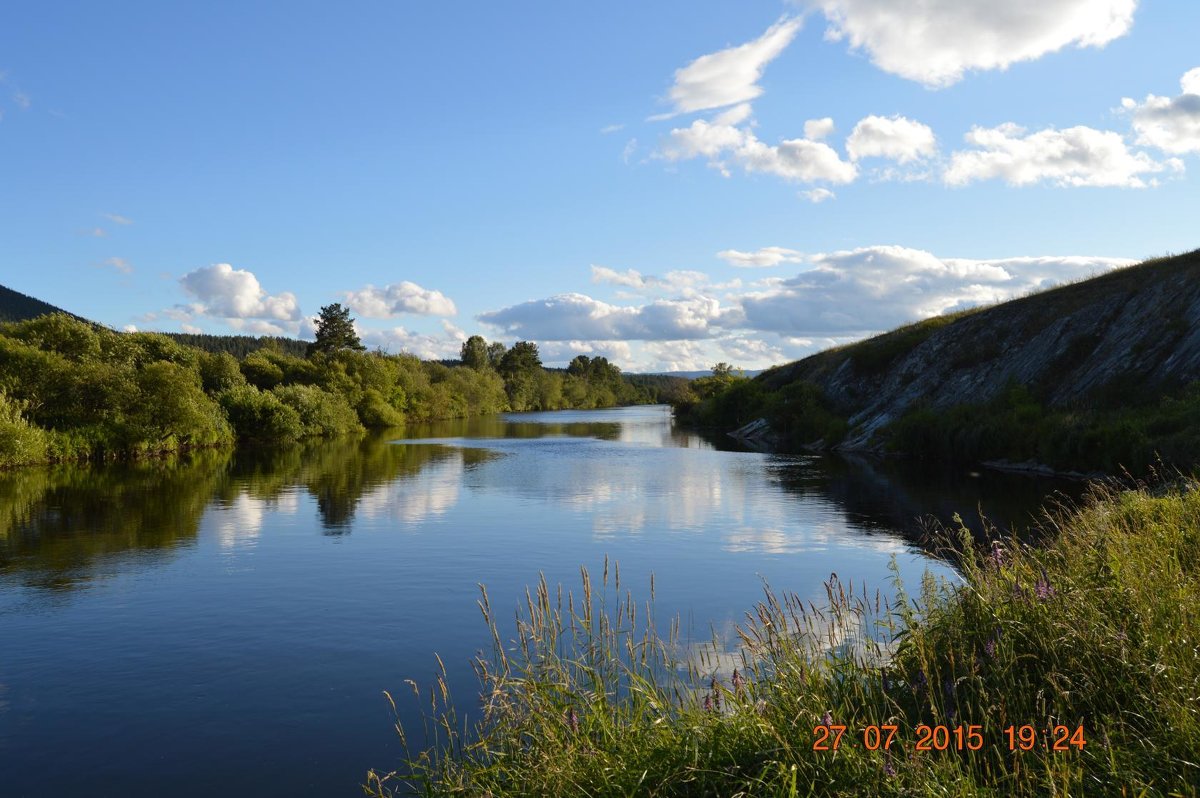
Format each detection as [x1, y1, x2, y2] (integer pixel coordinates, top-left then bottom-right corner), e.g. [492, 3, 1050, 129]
[0, 304, 682, 468]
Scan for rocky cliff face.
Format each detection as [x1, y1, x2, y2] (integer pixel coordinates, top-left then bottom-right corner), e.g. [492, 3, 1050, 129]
[757, 250, 1200, 450]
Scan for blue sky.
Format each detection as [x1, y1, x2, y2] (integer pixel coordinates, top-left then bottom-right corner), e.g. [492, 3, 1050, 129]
[2, 1, 1198, 371]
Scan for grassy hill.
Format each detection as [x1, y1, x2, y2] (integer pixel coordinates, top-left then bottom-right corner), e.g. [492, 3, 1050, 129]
[679, 248, 1200, 473]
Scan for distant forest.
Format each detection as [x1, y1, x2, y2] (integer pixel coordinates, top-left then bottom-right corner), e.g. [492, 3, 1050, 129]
[164, 332, 311, 358]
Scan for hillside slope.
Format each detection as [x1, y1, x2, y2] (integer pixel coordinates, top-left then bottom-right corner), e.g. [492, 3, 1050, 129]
[753, 249, 1200, 450]
[672, 249, 1200, 472]
[0, 283, 82, 324]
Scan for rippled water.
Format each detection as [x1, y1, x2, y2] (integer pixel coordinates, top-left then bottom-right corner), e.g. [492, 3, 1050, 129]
[0, 406, 1075, 796]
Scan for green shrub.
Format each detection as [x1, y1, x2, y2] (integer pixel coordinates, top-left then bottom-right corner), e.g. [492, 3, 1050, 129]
[356, 388, 406, 428]
[198, 351, 248, 394]
[218, 384, 304, 441]
[272, 383, 363, 437]
[0, 391, 50, 467]
[240, 350, 286, 389]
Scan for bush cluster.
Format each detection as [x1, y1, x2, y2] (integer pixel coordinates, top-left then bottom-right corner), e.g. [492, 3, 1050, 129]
[673, 372, 849, 448]
[0, 314, 667, 468]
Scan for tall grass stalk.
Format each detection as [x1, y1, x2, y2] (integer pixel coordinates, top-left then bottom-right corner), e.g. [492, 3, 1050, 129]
[368, 484, 1200, 796]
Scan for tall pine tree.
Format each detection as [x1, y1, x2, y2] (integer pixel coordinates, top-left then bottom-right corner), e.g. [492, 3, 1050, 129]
[307, 303, 365, 357]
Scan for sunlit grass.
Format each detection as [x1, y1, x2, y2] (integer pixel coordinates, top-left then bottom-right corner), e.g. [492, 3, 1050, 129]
[368, 481, 1200, 796]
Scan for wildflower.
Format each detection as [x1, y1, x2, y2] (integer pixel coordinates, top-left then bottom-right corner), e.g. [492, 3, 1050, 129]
[990, 541, 1005, 569]
[912, 670, 927, 697]
[565, 706, 579, 735]
[822, 710, 833, 727]
[710, 677, 722, 711]
[703, 694, 713, 712]
[883, 751, 897, 777]
[1035, 567, 1055, 601]
[731, 668, 745, 696]
[984, 636, 998, 661]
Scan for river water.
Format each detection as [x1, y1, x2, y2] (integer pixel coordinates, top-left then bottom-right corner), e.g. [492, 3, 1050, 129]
[0, 405, 1077, 796]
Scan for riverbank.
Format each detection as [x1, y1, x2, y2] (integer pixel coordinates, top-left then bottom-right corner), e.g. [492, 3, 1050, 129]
[0, 313, 678, 470]
[368, 480, 1200, 796]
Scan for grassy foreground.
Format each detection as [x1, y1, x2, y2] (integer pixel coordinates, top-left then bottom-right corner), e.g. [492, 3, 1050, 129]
[368, 483, 1200, 797]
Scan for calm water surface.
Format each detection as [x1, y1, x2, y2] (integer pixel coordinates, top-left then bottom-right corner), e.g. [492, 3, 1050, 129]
[0, 406, 1076, 796]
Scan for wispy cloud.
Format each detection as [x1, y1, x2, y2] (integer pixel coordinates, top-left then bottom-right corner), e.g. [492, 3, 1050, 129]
[652, 16, 802, 119]
[102, 257, 133, 275]
[717, 247, 806, 268]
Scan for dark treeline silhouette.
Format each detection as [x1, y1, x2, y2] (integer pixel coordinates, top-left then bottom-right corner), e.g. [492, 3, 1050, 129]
[164, 332, 311, 359]
[0, 283, 84, 325]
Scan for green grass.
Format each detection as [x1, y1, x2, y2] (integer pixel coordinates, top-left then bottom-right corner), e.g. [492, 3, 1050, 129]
[368, 482, 1200, 796]
[886, 381, 1200, 474]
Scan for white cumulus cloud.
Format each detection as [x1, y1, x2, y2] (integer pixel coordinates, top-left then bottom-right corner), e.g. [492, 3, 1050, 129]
[804, 118, 836, 141]
[806, 0, 1137, 87]
[1123, 66, 1200, 155]
[179, 263, 301, 321]
[478, 293, 732, 341]
[344, 281, 457, 317]
[658, 17, 802, 117]
[662, 119, 858, 184]
[944, 123, 1173, 188]
[846, 114, 937, 163]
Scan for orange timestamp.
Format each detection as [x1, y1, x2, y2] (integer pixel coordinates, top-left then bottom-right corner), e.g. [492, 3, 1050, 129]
[812, 723, 1086, 752]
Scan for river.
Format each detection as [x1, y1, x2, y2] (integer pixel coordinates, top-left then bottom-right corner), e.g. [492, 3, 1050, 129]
[0, 405, 1079, 796]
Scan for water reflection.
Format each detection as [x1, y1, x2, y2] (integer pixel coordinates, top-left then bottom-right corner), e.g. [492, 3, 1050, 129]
[0, 434, 494, 592]
[0, 451, 230, 592]
[0, 408, 1082, 597]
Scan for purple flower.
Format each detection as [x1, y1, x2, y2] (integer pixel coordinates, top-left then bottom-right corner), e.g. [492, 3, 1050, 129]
[984, 636, 998, 660]
[1035, 568, 1055, 601]
[703, 694, 713, 712]
[566, 706, 579, 734]
[883, 752, 897, 777]
[990, 541, 1005, 569]
[913, 670, 927, 697]
[822, 710, 833, 727]
[731, 668, 745, 695]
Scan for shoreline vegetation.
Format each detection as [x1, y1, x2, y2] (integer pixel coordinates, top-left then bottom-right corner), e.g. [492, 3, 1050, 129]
[0, 310, 682, 470]
[368, 480, 1200, 796]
